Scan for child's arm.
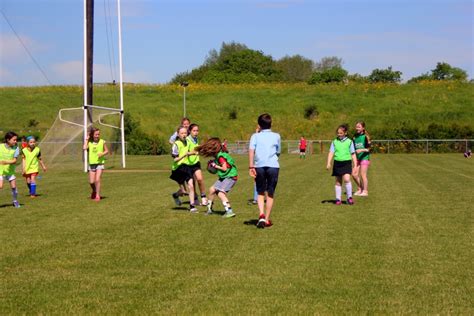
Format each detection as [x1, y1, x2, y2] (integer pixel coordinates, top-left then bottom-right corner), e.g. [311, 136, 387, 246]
[22, 156, 26, 174]
[351, 153, 358, 168]
[214, 157, 229, 172]
[98, 142, 109, 158]
[83, 136, 89, 150]
[248, 148, 256, 177]
[39, 158, 47, 172]
[326, 151, 334, 170]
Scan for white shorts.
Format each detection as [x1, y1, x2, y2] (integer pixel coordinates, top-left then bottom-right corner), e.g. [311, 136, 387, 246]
[88, 164, 105, 172]
[1, 174, 16, 182]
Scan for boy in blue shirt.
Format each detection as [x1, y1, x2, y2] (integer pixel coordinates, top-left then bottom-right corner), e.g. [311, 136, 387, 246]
[249, 113, 281, 228]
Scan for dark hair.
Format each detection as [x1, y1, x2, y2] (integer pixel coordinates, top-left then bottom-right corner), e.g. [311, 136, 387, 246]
[356, 121, 371, 144]
[176, 125, 188, 134]
[195, 137, 223, 157]
[188, 123, 199, 134]
[181, 117, 191, 124]
[336, 123, 349, 134]
[258, 113, 272, 130]
[5, 131, 18, 143]
[88, 127, 100, 141]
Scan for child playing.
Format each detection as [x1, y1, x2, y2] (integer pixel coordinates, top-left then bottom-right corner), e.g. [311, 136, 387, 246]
[326, 124, 357, 205]
[21, 136, 47, 198]
[83, 127, 109, 201]
[0, 131, 21, 208]
[170, 126, 197, 212]
[352, 121, 371, 196]
[196, 137, 237, 218]
[249, 113, 281, 228]
[299, 136, 307, 159]
[186, 123, 208, 206]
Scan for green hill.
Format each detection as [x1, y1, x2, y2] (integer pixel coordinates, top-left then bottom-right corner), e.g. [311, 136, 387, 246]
[1, 82, 473, 143]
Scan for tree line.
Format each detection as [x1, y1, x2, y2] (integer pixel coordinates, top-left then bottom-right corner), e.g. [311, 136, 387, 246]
[171, 42, 469, 84]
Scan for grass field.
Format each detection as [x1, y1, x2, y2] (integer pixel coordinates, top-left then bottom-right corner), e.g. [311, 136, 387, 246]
[0, 154, 473, 314]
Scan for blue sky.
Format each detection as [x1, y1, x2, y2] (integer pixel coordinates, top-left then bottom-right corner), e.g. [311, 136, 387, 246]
[0, 0, 472, 86]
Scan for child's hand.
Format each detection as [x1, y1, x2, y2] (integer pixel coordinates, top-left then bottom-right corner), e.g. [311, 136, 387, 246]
[42, 166, 47, 172]
[326, 163, 331, 170]
[249, 167, 256, 178]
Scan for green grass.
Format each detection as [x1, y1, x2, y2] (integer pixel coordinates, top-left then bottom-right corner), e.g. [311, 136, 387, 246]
[1, 154, 472, 313]
[1, 82, 473, 140]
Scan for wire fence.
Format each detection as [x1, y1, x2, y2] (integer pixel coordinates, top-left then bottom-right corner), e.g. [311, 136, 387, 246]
[229, 139, 473, 155]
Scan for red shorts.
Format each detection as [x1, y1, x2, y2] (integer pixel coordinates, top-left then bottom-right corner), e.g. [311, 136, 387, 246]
[23, 172, 39, 178]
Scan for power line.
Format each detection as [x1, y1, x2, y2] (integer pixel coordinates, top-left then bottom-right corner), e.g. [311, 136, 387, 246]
[1, 9, 53, 85]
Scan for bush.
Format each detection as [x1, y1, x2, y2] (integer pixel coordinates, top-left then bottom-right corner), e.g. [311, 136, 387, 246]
[307, 67, 348, 84]
[368, 66, 402, 83]
[304, 105, 318, 119]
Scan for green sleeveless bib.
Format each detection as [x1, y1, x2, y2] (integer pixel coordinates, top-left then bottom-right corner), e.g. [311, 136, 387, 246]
[216, 151, 238, 178]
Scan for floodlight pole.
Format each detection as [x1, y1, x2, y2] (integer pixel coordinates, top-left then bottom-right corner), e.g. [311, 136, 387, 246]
[180, 82, 189, 117]
[117, 0, 126, 168]
[83, 0, 94, 172]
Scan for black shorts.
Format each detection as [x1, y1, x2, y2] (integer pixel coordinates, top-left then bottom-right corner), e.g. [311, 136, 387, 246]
[300, 148, 306, 153]
[169, 165, 193, 185]
[332, 160, 352, 177]
[187, 162, 201, 174]
[255, 167, 279, 196]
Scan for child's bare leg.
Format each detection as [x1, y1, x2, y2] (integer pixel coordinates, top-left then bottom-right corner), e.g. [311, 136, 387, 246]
[0, 179, 3, 189]
[265, 194, 274, 222]
[257, 193, 265, 216]
[94, 169, 103, 199]
[217, 191, 234, 215]
[89, 171, 96, 195]
[360, 165, 369, 193]
[352, 165, 361, 192]
[10, 179, 18, 205]
[194, 170, 207, 203]
[206, 186, 216, 213]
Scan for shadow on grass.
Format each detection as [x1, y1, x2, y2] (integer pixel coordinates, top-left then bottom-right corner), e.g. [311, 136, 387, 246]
[243, 219, 259, 226]
[321, 199, 349, 205]
[0, 203, 22, 208]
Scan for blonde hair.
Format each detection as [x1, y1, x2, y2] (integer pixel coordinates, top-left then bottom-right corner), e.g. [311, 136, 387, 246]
[356, 121, 371, 144]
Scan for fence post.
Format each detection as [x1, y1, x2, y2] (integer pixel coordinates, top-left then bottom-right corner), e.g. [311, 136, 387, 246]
[426, 140, 429, 154]
[387, 140, 390, 154]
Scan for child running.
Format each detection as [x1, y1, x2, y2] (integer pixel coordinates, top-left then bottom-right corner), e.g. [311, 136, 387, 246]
[196, 137, 237, 218]
[299, 136, 307, 159]
[352, 121, 371, 196]
[326, 124, 357, 205]
[21, 136, 47, 198]
[186, 123, 208, 206]
[249, 113, 281, 228]
[170, 126, 197, 212]
[0, 131, 21, 208]
[83, 127, 109, 201]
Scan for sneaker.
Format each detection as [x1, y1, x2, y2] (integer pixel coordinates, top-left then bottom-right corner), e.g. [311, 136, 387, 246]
[189, 205, 198, 213]
[354, 190, 362, 196]
[172, 192, 182, 206]
[335, 199, 342, 205]
[30, 195, 37, 199]
[347, 197, 354, 205]
[91, 192, 96, 199]
[257, 213, 266, 228]
[265, 220, 273, 228]
[359, 191, 368, 197]
[94, 195, 101, 202]
[13, 200, 20, 208]
[223, 211, 236, 218]
[201, 197, 208, 206]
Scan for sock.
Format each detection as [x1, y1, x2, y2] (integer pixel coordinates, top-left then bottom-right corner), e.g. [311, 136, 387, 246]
[345, 182, 353, 198]
[11, 188, 18, 201]
[27, 183, 31, 191]
[30, 182, 37, 195]
[335, 185, 342, 201]
[222, 201, 232, 212]
[201, 193, 206, 198]
[207, 200, 213, 211]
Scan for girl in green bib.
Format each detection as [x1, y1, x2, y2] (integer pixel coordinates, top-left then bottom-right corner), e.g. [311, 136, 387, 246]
[0, 131, 21, 208]
[352, 121, 371, 197]
[326, 124, 357, 205]
[186, 123, 208, 206]
[83, 128, 109, 201]
[170, 126, 196, 212]
[21, 136, 47, 198]
[196, 137, 237, 218]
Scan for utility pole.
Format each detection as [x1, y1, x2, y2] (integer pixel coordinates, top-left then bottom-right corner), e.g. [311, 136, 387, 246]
[86, 0, 94, 122]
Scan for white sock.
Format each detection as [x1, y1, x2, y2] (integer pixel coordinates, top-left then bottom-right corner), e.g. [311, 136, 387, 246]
[345, 182, 353, 198]
[207, 200, 213, 211]
[335, 185, 342, 200]
[222, 201, 231, 212]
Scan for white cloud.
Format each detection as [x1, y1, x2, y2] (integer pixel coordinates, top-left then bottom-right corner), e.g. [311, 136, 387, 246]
[0, 33, 44, 64]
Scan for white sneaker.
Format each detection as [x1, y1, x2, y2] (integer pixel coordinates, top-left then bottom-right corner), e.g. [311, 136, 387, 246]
[359, 192, 368, 197]
[201, 197, 208, 206]
[354, 191, 362, 196]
